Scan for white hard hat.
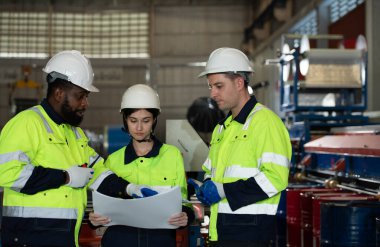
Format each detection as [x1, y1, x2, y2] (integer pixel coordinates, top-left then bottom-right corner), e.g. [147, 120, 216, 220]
[198, 47, 254, 77]
[43, 50, 99, 92]
[120, 84, 161, 112]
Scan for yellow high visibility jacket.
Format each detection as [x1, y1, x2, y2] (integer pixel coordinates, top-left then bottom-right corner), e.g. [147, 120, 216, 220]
[0, 104, 108, 247]
[203, 102, 292, 241]
[105, 142, 189, 204]
[98, 139, 193, 246]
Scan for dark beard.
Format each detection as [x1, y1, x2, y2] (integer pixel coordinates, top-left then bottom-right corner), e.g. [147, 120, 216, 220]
[61, 97, 84, 126]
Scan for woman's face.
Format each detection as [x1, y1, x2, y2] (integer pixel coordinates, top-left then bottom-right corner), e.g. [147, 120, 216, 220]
[126, 109, 154, 142]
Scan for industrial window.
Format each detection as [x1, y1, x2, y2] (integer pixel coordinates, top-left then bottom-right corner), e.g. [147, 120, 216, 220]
[329, 0, 364, 24]
[290, 11, 318, 35]
[0, 11, 149, 58]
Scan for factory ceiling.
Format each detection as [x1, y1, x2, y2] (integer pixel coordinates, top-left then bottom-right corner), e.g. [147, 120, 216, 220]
[0, 0, 256, 12]
[0, 0, 313, 56]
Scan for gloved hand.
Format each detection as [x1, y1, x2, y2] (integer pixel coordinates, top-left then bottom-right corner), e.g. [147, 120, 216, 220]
[187, 178, 203, 194]
[188, 179, 225, 206]
[126, 183, 158, 198]
[200, 180, 225, 205]
[188, 178, 207, 205]
[65, 165, 94, 188]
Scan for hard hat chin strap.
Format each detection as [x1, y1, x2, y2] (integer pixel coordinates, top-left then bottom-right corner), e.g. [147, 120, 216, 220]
[135, 137, 153, 143]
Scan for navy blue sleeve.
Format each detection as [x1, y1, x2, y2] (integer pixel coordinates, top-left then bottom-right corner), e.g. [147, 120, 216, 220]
[96, 173, 132, 199]
[223, 177, 269, 211]
[20, 166, 66, 194]
[182, 205, 195, 227]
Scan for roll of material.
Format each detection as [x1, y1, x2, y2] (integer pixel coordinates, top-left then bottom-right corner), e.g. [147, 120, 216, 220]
[305, 63, 362, 88]
[299, 35, 366, 82]
[299, 48, 365, 87]
[304, 49, 363, 64]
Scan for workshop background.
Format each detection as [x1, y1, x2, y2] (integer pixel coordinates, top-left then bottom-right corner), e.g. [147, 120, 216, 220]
[1, 0, 380, 247]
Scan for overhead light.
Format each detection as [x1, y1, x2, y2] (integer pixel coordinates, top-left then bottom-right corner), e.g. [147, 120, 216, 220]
[187, 62, 206, 67]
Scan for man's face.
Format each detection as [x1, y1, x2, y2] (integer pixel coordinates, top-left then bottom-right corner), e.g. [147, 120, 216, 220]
[207, 73, 239, 112]
[60, 85, 89, 126]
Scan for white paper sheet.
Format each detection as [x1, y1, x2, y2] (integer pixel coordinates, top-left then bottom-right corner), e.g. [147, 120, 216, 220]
[92, 186, 182, 229]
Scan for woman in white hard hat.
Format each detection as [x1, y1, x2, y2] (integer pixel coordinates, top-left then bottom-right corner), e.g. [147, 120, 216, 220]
[89, 84, 194, 247]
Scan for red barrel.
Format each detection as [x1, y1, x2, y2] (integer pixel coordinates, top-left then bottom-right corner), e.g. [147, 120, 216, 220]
[312, 194, 376, 247]
[286, 185, 339, 247]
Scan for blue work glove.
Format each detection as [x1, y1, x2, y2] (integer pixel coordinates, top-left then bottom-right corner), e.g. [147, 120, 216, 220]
[188, 179, 225, 206]
[126, 183, 158, 198]
[199, 180, 225, 206]
[187, 178, 207, 204]
[187, 178, 202, 193]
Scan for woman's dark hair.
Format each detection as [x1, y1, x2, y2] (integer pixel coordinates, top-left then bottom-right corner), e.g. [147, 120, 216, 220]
[122, 108, 159, 119]
[121, 108, 160, 133]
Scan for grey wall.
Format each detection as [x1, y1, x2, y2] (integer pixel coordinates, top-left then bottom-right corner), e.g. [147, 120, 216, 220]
[0, 4, 252, 143]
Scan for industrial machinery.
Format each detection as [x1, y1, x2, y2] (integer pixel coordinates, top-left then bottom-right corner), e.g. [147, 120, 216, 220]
[266, 34, 380, 246]
[272, 34, 369, 149]
[165, 119, 210, 247]
[269, 34, 370, 170]
[291, 130, 380, 247]
[165, 97, 225, 247]
[279, 34, 368, 127]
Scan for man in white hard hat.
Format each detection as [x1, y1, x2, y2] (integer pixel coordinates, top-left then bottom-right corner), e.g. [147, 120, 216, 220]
[0, 50, 111, 247]
[190, 47, 292, 246]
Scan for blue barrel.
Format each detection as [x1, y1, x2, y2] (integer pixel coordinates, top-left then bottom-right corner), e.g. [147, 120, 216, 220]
[104, 125, 131, 155]
[376, 217, 380, 247]
[276, 190, 287, 247]
[320, 201, 380, 246]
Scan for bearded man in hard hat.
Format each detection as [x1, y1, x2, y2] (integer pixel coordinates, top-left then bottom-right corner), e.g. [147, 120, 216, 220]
[0, 50, 111, 247]
[190, 47, 292, 246]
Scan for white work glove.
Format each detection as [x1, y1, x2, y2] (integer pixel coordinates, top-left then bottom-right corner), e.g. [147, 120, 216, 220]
[65, 165, 94, 188]
[126, 183, 158, 198]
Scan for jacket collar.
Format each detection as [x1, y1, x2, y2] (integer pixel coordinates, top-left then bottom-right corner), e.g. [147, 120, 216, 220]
[41, 98, 65, 125]
[219, 95, 258, 126]
[124, 136, 163, 164]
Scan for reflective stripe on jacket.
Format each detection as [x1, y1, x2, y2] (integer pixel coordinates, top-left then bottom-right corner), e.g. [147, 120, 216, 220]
[204, 103, 291, 241]
[101, 143, 190, 247]
[105, 143, 189, 202]
[0, 105, 108, 247]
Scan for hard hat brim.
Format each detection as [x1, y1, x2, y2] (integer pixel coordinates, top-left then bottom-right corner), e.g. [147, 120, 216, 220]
[198, 69, 253, 78]
[86, 84, 99, 92]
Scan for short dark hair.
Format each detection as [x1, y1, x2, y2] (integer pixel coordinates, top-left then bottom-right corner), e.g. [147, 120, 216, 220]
[224, 72, 250, 87]
[46, 75, 74, 98]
